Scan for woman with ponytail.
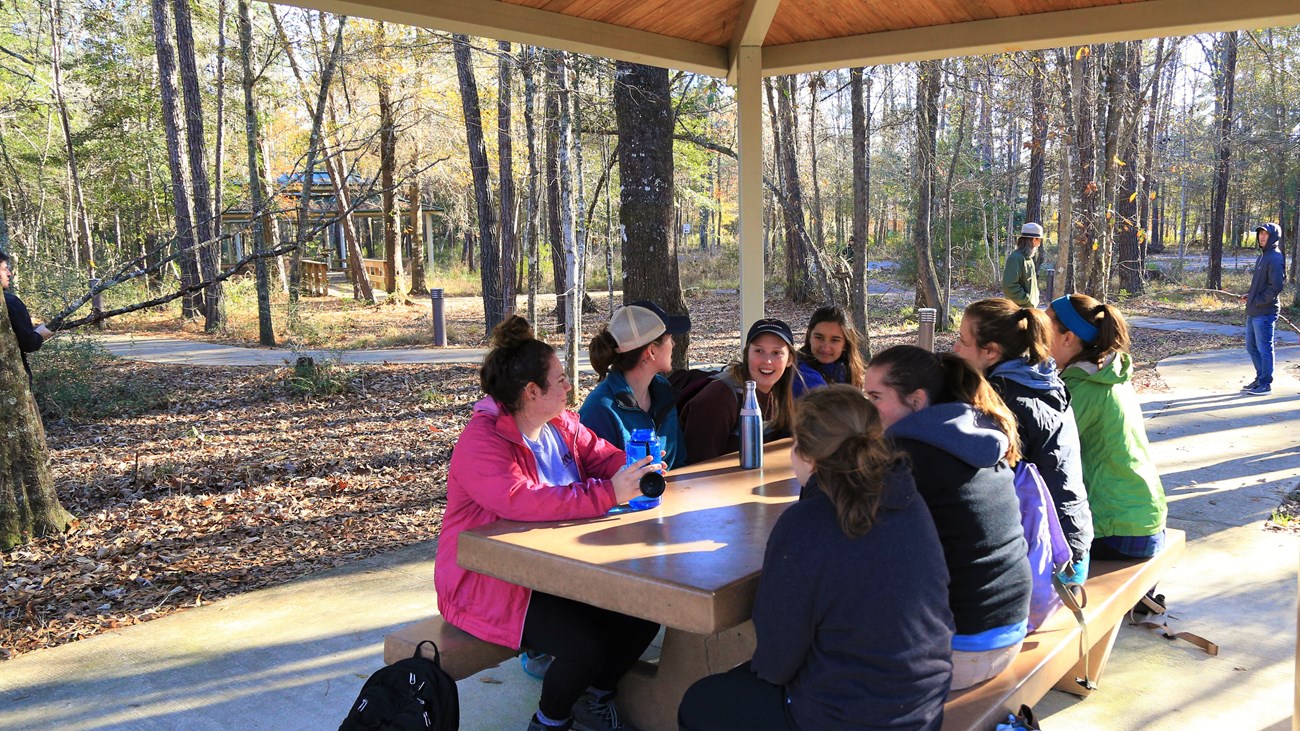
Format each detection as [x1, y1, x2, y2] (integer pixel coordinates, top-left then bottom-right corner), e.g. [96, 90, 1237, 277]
[679, 386, 953, 731]
[436, 315, 663, 731]
[580, 301, 691, 468]
[1047, 294, 1167, 561]
[955, 299, 1093, 583]
[864, 345, 1031, 691]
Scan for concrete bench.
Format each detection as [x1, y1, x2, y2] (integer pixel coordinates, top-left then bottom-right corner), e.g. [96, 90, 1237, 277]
[942, 528, 1187, 730]
[383, 616, 517, 681]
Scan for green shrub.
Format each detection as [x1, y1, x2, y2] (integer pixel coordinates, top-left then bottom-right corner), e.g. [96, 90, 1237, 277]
[284, 354, 355, 398]
[29, 333, 169, 420]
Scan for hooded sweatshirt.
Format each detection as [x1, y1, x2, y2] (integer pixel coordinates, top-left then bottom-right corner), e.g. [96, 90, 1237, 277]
[751, 469, 953, 731]
[1246, 223, 1285, 318]
[1061, 352, 1167, 540]
[987, 357, 1093, 561]
[887, 402, 1032, 637]
[434, 397, 626, 648]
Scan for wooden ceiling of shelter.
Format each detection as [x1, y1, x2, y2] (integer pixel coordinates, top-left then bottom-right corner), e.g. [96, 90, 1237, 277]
[501, 0, 1147, 48]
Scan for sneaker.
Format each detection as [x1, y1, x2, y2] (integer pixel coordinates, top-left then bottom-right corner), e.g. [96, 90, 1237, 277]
[573, 695, 638, 731]
[1247, 383, 1272, 396]
[521, 651, 554, 680]
[527, 714, 573, 731]
[1241, 380, 1259, 391]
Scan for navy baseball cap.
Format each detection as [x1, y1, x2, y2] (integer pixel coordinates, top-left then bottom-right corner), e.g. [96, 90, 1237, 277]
[745, 318, 795, 347]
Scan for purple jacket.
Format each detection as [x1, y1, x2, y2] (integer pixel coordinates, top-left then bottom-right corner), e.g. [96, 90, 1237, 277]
[434, 397, 626, 648]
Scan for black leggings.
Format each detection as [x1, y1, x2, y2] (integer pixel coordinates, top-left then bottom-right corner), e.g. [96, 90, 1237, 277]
[677, 662, 799, 731]
[520, 592, 659, 720]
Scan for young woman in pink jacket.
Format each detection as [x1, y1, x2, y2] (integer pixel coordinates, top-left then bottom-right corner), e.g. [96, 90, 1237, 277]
[435, 315, 661, 731]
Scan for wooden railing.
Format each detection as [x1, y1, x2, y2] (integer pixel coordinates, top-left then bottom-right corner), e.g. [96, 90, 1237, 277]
[301, 259, 329, 296]
[361, 258, 390, 292]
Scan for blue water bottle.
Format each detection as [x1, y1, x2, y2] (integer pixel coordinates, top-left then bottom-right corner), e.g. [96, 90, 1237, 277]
[625, 428, 665, 510]
[739, 380, 763, 469]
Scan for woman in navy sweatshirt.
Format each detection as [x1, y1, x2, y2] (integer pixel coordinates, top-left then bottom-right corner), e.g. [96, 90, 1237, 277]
[865, 346, 1031, 691]
[678, 386, 953, 731]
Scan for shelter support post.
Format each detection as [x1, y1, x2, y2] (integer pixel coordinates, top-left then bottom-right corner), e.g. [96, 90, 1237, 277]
[736, 46, 764, 335]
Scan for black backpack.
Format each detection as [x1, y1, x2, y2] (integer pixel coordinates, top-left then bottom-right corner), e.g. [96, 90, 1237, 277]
[339, 640, 459, 731]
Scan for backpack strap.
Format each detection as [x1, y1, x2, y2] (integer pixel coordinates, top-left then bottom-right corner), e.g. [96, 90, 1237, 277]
[413, 639, 442, 666]
[1051, 576, 1097, 692]
[1127, 594, 1220, 656]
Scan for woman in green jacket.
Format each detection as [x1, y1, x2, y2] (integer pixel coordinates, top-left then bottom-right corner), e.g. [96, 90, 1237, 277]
[1047, 294, 1167, 560]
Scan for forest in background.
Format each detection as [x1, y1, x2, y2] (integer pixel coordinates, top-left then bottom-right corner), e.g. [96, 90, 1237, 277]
[0, 0, 1297, 346]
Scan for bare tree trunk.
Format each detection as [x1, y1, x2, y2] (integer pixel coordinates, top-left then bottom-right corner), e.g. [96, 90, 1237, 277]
[557, 53, 580, 398]
[173, 0, 223, 329]
[1025, 51, 1048, 223]
[498, 40, 517, 316]
[1063, 46, 1102, 295]
[849, 66, 871, 355]
[408, 176, 428, 295]
[913, 60, 945, 325]
[522, 47, 542, 326]
[453, 35, 504, 336]
[150, 0, 201, 320]
[808, 73, 826, 251]
[614, 61, 688, 369]
[213, 0, 227, 264]
[1056, 137, 1074, 297]
[1139, 38, 1167, 252]
[1207, 31, 1238, 291]
[378, 24, 402, 295]
[0, 302, 73, 550]
[770, 77, 820, 304]
[544, 52, 567, 328]
[1114, 41, 1145, 296]
[237, 0, 274, 345]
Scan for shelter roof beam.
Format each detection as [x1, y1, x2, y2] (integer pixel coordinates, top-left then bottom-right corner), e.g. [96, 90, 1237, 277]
[727, 0, 781, 84]
[762, 0, 1300, 77]
[269, 0, 730, 76]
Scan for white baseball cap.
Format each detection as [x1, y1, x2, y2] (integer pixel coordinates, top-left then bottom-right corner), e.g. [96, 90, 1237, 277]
[608, 301, 691, 352]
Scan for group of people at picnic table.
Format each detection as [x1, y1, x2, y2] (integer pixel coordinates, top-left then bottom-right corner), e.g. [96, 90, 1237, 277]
[433, 244, 1168, 730]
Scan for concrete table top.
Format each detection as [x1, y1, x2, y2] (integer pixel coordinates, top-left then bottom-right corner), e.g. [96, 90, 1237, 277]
[458, 439, 800, 635]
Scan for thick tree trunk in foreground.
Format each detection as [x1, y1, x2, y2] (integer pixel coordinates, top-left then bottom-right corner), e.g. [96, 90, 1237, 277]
[1, 300, 73, 550]
[453, 35, 504, 336]
[613, 61, 688, 369]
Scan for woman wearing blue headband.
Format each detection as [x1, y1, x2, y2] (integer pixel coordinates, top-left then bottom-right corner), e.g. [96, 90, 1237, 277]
[1047, 295, 1167, 561]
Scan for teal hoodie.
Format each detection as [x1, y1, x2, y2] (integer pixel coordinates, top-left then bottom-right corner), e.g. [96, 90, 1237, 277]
[1061, 352, 1166, 539]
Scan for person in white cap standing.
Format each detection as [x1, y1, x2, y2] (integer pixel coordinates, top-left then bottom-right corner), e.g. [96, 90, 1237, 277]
[1003, 222, 1044, 308]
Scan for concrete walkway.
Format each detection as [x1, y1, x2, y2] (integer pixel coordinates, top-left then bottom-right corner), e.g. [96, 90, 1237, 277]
[3, 347, 1296, 729]
[94, 315, 1297, 367]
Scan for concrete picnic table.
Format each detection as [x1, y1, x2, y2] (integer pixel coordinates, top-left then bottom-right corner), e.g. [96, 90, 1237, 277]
[458, 438, 801, 731]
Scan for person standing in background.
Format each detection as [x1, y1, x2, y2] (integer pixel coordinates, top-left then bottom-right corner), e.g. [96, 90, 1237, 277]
[1240, 223, 1285, 396]
[1003, 223, 1043, 308]
[0, 251, 54, 383]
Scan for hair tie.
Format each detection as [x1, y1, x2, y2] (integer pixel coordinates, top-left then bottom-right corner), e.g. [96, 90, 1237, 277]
[1050, 296, 1098, 344]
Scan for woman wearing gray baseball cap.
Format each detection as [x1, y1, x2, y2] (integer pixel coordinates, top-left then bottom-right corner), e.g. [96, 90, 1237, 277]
[1003, 222, 1044, 308]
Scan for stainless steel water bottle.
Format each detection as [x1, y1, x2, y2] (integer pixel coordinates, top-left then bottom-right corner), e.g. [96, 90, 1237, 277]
[739, 380, 763, 469]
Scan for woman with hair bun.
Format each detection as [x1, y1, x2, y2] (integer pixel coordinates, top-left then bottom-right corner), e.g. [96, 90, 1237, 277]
[679, 386, 953, 731]
[435, 314, 662, 731]
[1047, 294, 1167, 561]
[865, 345, 1031, 691]
[580, 300, 691, 468]
[955, 298, 1093, 583]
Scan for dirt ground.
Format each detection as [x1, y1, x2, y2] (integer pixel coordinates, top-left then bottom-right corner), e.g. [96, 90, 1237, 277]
[0, 285, 1243, 660]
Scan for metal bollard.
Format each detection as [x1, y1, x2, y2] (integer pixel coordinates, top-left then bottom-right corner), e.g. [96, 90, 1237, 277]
[1044, 265, 1056, 304]
[917, 308, 937, 352]
[430, 288, 447, 346]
